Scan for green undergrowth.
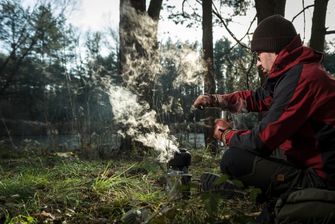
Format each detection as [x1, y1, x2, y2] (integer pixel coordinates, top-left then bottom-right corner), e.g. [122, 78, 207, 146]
[0, 147, 260, 224]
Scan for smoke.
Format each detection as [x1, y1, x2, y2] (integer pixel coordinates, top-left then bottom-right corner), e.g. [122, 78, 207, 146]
[105, 1, 206, 162]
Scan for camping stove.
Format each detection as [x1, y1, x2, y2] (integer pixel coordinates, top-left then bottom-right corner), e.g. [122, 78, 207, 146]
[166, 148, 192, 198]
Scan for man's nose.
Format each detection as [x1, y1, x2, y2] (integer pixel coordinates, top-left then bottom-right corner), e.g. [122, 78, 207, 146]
[256, 60, 262, 68]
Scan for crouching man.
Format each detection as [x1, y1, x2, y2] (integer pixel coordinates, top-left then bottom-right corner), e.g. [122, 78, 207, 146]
[193, 15, 335, 209]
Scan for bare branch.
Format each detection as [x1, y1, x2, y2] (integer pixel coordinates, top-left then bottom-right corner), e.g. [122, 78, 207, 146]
[301, 0, 306, 41]
[211, 2, 249, 50]
[245, 15, 257, 37]
[181, 0, 187, 17]
[292, 4, 314, 22]
[229, 14, 257, 51]
[326, 30, 335, 35]
[246, 53, 256, 90]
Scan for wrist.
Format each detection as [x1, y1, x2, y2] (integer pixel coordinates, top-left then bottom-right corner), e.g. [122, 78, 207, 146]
[221, 129, 232, 146]
[210, 94, 220, 107]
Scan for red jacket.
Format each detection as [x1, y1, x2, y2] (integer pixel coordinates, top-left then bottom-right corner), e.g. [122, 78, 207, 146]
[224, 36, 335, 182]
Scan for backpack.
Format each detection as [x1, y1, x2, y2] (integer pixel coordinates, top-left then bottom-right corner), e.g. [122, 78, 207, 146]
[274, 188, 335, 224]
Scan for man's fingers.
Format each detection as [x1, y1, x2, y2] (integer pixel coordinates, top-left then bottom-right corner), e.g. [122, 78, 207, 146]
[193, 96, 206, 107]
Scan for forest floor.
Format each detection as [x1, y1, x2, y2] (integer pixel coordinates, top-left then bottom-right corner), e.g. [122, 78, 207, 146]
[0, 146, 261, 224]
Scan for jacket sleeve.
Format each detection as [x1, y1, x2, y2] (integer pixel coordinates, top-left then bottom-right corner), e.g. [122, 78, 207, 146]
[217, 86, 272, 113]
[228, 65, 314, 155]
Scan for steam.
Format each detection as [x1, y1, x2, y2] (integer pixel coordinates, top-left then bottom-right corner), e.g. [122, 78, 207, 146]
[168, 47, 205, 88]
[161, 96, 174, 114]
[107, 85, 179, 162]
[120, 1, 161, 98]
[105, 1, 205, 162]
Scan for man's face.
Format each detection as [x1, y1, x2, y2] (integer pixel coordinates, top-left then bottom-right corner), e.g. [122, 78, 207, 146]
[256, 52, 278, 74]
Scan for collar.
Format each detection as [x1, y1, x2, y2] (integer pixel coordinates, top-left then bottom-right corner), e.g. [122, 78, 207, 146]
[268, 35, 323, 79]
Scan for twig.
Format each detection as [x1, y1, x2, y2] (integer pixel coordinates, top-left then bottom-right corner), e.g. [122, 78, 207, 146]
[326, 30, 335, 35]
[211, 2, 249, 50]
[246, 53, 257, 90]
[181, 0, 187, 17]
[0, 111, 17, 150]
[229, 14, 257, 52]
[292, 4, 314, 22]
[302, 0, 306, 41]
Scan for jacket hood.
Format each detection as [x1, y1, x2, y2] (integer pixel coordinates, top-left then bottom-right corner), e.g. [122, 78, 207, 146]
[268, 35, 324, 79]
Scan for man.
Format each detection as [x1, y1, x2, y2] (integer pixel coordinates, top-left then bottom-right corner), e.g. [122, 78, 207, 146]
[193, 15, 335, 199]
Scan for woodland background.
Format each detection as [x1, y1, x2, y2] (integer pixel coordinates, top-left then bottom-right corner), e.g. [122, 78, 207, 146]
[0, 1, 335, 222]
[0, 0, 334, 153]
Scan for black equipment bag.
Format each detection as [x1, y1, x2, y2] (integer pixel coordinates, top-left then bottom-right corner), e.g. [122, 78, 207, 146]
[274, 188, 335, 224]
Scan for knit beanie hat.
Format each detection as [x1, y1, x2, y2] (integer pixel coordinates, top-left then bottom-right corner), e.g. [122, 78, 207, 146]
[251, 15, 297, 52]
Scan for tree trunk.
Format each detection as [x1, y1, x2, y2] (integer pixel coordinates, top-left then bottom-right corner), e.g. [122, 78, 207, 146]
[254, 0, 286, 85]
[203, 0, 214, 90]
[118, 0, 127, 76]
[118, 0, 163, 153]
[309, 0, 329, 52]
[119, 0, 146, 152]
[130, 0, 146, 12]
[255, 0, 286, 23]
[202, 0, 217, 153]
[148, 0, 163, 20]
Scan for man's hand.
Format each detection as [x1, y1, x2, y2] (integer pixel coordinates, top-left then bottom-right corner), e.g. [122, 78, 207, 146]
[213, 119, 232, 146]
[193, 94, 232, 110]
[193, 94, 218, 109]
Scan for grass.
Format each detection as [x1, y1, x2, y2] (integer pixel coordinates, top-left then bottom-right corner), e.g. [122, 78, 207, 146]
[0, 147, 259, 224]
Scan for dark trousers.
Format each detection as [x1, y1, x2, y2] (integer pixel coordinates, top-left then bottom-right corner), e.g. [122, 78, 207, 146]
[221, 147, 326, 199]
